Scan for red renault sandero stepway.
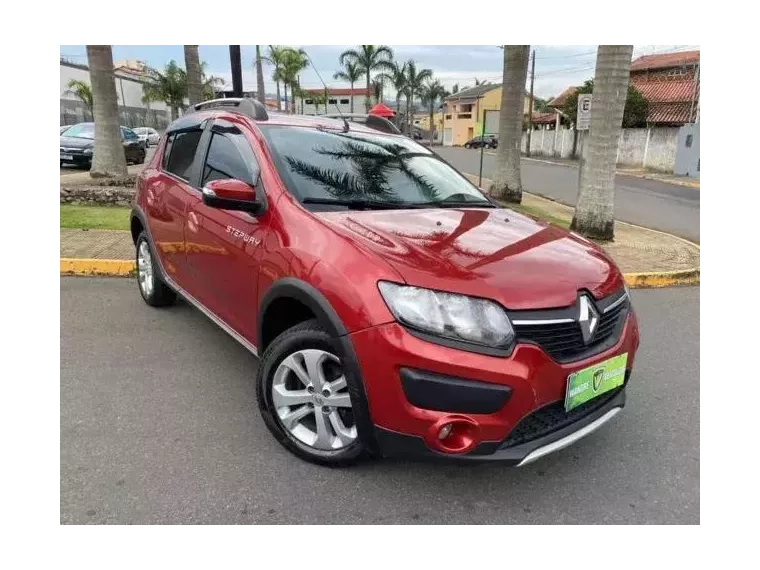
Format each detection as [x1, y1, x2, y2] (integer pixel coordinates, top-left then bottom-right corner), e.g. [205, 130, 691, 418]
[130, 98, 639, 466]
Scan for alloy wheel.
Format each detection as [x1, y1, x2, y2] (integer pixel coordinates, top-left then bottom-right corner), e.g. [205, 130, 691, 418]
[137, 240, 154, 298]
[272, 349, 357, 450]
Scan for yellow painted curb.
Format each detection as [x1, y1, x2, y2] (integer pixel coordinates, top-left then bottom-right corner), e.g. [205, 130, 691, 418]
[623, 268, 700, 288]
[60, 258, 136, 277]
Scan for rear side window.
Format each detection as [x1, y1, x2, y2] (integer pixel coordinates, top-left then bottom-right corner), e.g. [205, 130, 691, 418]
[163, 130, 203, 180]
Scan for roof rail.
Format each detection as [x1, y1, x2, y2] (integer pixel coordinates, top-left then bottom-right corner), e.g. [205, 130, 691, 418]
[323, 113, 401, 135]
[191, 97, 269, 121]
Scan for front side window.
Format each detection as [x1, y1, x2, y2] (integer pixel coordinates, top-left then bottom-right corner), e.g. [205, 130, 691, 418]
[122, 127, 138, 140]
[259, 126, 492, 208]
[163, 129, 203, 180]
[201, 124, 259, 187]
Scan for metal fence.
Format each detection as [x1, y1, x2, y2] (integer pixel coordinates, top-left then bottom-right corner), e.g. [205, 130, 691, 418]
[60, 99, 171, 130]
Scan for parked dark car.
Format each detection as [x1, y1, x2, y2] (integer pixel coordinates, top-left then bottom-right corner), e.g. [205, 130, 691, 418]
[464, 134, 498, 149]
[60, 122, 146, 168]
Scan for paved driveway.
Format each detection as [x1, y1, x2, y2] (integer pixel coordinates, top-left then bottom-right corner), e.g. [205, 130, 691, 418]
[61, 278, 699, 524]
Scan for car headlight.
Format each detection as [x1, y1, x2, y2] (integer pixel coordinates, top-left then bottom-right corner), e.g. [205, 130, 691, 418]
[83, 147, 93, 154]
[378, 281, 515, 349]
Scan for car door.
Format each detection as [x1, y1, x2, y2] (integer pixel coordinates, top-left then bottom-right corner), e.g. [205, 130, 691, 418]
[185, 118, 269, 341]
[144, 124, 206, 286]
[121, 127, 141, 161]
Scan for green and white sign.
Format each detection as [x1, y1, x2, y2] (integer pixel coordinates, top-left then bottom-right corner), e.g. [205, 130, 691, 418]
[564, 353, 627, 412]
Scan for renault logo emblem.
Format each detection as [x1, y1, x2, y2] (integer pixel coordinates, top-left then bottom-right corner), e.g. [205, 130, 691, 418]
[578, 295, 600, 344]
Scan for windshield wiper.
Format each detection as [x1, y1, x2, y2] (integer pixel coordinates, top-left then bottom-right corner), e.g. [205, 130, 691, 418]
[302, 197, 424, 210]
[414, 200, 497, 209]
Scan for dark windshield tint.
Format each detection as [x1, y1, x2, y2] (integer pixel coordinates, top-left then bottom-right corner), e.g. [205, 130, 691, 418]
[259, 126, 490, 206]
[64, 123, 95, 139]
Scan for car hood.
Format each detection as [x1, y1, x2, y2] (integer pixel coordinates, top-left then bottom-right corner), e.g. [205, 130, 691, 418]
[60, 136, 93, 149]
[317, 207, 624, 310]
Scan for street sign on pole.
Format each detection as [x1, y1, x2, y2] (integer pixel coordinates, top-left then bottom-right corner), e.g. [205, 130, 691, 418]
[577, 94, 592, 130]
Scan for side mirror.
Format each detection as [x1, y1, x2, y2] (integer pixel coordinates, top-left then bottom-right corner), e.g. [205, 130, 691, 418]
[202, 178, 264, 215]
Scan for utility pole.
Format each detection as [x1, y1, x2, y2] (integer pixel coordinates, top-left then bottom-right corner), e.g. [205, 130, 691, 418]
[526, 49, 536, 157]
[688, 61, 700, 123]
[229, 45, 243, 98]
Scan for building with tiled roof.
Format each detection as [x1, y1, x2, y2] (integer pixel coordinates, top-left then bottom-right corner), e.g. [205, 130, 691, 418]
[629, 50, 699, 125]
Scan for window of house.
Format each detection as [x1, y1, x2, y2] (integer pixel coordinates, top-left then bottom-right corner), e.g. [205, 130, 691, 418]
[445, 114, 452, 120]
[340, 98, 349, 105]
[163, 129, 203, 181]
[305, 99, 314, 105]
[328, 98, 338, 104]
[202, 126, 260, 187]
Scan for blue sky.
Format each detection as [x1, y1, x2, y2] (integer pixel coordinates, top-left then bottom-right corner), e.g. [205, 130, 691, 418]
[60, 45, 697, 100]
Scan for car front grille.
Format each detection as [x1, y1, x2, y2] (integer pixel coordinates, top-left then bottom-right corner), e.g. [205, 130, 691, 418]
[500, 377, 628, 449]
[508, 290, 629, 363]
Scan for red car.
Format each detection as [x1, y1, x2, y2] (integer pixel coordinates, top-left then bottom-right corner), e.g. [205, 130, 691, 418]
[131, 98, 640, 466]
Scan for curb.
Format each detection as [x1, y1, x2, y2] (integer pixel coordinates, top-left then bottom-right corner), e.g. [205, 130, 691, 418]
[59, 257, 700, 289]
[60, 258, 135, 277]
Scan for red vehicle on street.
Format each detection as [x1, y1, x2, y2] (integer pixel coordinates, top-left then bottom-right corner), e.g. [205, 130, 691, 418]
[131, 98, 640, 466]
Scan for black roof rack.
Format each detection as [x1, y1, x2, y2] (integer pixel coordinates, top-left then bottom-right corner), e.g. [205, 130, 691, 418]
[323, 113, 401, 135]
[191, 97, 269, 121]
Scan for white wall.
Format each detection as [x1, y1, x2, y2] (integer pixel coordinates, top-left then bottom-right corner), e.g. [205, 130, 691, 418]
[296, 94, 369, 115]
[519, 125, 681, 172]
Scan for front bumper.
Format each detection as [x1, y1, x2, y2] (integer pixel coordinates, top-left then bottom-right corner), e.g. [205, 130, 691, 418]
[349, 311, 639, 464]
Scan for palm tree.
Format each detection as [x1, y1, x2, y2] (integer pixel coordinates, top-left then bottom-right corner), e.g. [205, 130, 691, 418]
[452, 83, 460, 94]
[255, 45, 266, 105]
[142, 60, 187, 120]
[404, 60, 433, 135]
[183, 45, 203, 105]
[474, 78, 486, 86]
[338, 45, 395, 112]
[421, 79, 447, 145]
[489, 45, 530, 203]
[268, 46, 288, 111]
[571, 45, 634, 241]
[333, 59, 363, 113]
[281, 48, 309, 113]
[65, 79, 94, 119]
[310, 92, 326, 115]
[85, 45, 127, 178]
[378, 61, 407, 121]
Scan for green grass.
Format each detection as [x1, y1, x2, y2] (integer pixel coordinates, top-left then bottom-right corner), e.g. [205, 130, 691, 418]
[60, 205, 131, 231]
[500, 202, 571, 230]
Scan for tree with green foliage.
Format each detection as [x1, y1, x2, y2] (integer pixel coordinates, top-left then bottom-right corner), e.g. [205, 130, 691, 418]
[403, 60, 433, 134]
[333, 59, 363, 113]
[377, 61, 407, 120]
[66, 79, 94, 118]
[142, 60, 187, 119]
[339, 45, 395, 112]
[562, 79, 647, 128]
[281, 48, 309, 113]
[421, 79, 447, 145]
[268, 46, 288, 111]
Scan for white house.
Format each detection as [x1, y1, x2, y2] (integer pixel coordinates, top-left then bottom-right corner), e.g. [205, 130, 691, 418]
[295, 87, 370, 115]
[60, 59, 173, 128]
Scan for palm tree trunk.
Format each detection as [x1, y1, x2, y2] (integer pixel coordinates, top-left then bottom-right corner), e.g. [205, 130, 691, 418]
[350, 81, 354, 113]
[275, 80, 281, 111]
[571, 45, 633, 241]
[365, 75, 371, 112]
[86, 45, 127, 178]
[184, 45, 203, 105]
[429, 105, 434, 145]
[405, 95, 411, 135]
[284, 84, 289, 114]
[489, 45, 530, 203]
[255, 45, 266, 105]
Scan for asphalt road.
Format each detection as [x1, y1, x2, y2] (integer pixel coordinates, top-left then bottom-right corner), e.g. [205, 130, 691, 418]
[435, 147, 700, 242]
[61, 277, 699, 524]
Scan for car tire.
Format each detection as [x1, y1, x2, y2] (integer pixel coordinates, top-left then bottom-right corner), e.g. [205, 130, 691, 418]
[135, 231, 176, 307]
[464, 143, 471, 149]
[257, 319, 366, 466]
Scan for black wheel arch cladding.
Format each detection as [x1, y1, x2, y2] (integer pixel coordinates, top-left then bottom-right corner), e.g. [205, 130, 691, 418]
[258, 277, 379, 455]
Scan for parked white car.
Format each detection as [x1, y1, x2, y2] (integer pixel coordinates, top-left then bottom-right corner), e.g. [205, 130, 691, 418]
[132, 127, 160, 146]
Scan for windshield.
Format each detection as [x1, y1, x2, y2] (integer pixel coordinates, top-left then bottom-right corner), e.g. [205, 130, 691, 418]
[259, 126, 491, 208]
[63, 123, 94, 139]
